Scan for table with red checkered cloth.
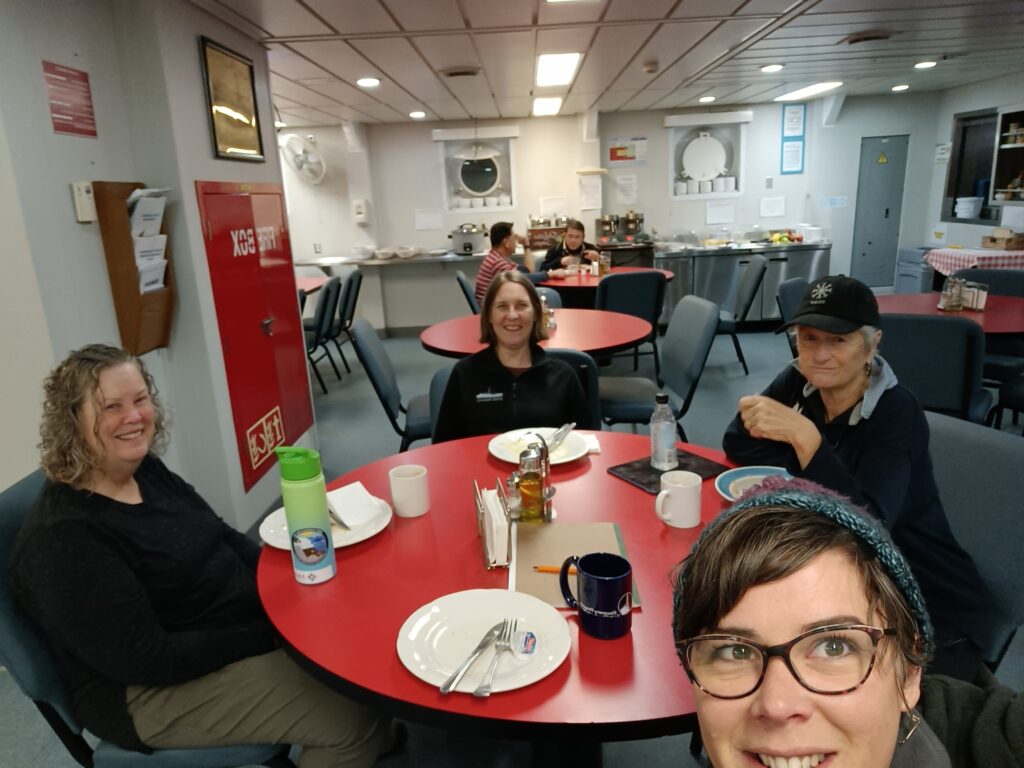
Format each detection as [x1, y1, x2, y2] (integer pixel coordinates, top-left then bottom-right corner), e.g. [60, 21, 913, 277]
[924, 248, 1024, 276]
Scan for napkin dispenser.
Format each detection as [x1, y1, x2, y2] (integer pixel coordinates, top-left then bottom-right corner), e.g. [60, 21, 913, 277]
[474, 479, 512, 569]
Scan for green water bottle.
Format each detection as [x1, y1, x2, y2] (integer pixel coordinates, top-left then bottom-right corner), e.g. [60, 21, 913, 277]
[275, 446, 336, 585]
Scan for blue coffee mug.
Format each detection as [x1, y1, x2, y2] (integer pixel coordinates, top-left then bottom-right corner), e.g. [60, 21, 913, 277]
[559, 552, 632, 639]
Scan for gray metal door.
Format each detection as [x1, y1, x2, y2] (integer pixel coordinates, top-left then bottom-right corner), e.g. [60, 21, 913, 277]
[851, 135, 909, 287]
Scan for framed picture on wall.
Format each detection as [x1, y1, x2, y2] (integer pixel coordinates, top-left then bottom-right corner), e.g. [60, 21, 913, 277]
[199, 36, 265, 162]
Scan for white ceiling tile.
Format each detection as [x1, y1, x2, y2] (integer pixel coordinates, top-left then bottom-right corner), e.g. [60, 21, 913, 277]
[461, 0, 533, 29]
[270, 75, 339, 106]
[387, 0, 466, 31]
[496, 97, 533, 118]
[312, 103, 380, 122]
[609, 21, 719, 91]
[562, 92, 598, 114]
[671, 0, 746, 18]
[212, 0, 332, 36]
[289, 40, 381, 81]
[536, 26, 594, 55]
[414, 34, 481, 71]
[275, 110, 314, 126]
[477, 31, 535, 97]
[267, 48, 331, 80]
[605, 0, 676, 22]
[356, 102, 409, 121]
[537, 0, 607, 26]
[648, 18, 772, 86]
[595, 91, 636, 111]
[620, 88, 674, 111]
[571, 23, 658, 94]
[188, 0, 271, 38]
[735, 0, 804, 14]
[304, 0, 399, 34]
[297, 77, 372, 104]
[424, 99, 471, 120]
[653, 85, 706, 108]
[348, 38, 452, 101]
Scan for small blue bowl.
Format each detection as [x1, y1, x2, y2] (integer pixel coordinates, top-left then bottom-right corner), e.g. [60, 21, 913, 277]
[715, 466, 792, 502]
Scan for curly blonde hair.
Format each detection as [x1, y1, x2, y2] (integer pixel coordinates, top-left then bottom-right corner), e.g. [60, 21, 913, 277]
[39, 344, 167, 486]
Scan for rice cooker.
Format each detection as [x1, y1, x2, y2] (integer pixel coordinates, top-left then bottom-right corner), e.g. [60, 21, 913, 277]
[449, 223, 490, 254]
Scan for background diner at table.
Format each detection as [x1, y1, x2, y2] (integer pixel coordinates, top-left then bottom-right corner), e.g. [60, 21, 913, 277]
[723, 276, 998, 681]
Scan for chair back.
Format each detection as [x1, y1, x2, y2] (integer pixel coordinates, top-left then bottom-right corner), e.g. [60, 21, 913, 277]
[776, 276, 807, 357]
[308, 276, 342, 350]
[297, 288, 307, 313]
[456, 271, 480, 314]
[535, 287, 562, 309]
[546, 348, 601, 428]
[350, 319, 403, 426]
[661, 295, 719, 416]
[0, 471, 81, 730]
[595, 272, 667, 341]
[338, 269, 363, 330]
[326, 274, 353, 338]
[951, 268, 1024, 298]
[731, 254, 768, 321]
[925, 411, 1024, 662]
[428, 365, 454, 437]
[879, 314, 991, 423]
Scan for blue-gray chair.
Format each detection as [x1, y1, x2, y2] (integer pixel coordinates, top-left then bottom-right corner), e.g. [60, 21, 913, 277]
[776, 276, 808, 358]
[0, 471, 294, 768]
[595, 271, 667, 377]
[546, 348, 601, 429]
[329, 269, 363, 372]
[599, 295, 719, 441]
[456, 270, 480, 314]
[350, 318, 432, 451]
[716, 254, 767, 374]
[925, 411, 1024, 670]
[535, 286, 562, 309]
[878, 313, 992, 424]
[952, 267, 1024, 385]
[428, 364, 455, 440]
[303, 276, 343, 394]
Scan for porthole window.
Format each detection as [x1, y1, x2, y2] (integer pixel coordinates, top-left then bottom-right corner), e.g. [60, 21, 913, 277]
[436, 132, 516, 212]
[459, 157, 500, 196]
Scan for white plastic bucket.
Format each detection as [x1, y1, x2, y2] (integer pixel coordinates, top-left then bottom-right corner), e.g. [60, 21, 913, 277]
[954, 196, 983, 219]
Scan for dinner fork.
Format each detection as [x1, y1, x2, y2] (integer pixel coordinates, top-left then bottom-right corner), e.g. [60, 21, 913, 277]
[473, 618, 517, 697]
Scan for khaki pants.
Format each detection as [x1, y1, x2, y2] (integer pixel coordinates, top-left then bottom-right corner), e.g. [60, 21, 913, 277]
[127, 649, 386, 768]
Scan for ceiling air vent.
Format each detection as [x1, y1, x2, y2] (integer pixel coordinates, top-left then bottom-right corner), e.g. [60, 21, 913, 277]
[440, 66, 482, 78]
[844, 30, 891, 45]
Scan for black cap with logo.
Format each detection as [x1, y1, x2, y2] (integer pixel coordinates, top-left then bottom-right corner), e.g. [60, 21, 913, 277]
[777, 275, 880, 335]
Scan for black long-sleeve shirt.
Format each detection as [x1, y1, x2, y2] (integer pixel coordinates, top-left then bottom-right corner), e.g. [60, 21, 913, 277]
[9, 456, 277, 750]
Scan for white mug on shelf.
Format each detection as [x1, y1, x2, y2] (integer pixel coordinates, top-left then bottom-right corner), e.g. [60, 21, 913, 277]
[723, 176, 736, 192]
[699, 180, 713, 194]
[686, 179, 699, 194]
[674, 181, 687, 196]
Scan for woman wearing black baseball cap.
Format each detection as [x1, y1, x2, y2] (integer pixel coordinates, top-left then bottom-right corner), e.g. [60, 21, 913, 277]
[722, 275, 997, 682]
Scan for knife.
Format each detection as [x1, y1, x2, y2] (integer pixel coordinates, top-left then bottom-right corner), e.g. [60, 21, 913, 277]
[547, 422, 576, 453]
[439, 622, 503, 694]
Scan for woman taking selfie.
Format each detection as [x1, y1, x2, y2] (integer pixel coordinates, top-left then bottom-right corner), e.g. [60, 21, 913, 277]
[10, 344, 395, 766]
[672, 478, 1022, 767]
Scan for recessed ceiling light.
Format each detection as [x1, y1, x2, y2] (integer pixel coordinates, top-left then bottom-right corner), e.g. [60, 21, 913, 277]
[356, 77, 380, 88]
[536, 53, 582, 87]
[891, 84, 910, 92]
[533, 97, 563, 116]
[699, 95, 716, 103]
[760, 64, 784, 73]
[914, 61, 937, 69]
[409, 110, 426, 119]
[774, 81, 843, 101]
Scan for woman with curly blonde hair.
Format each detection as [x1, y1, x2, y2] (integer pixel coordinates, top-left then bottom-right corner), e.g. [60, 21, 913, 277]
[11, 344, 396, 766]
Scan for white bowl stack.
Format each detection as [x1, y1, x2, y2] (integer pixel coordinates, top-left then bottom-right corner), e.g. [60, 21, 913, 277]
[954, 197, 983, 219]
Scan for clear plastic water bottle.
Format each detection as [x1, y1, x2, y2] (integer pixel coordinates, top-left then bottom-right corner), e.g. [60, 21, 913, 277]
[650, 393, 679, 471]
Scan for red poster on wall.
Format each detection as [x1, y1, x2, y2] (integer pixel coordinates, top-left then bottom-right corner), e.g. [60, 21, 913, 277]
[42, 61, 97, 138]
[196, 181, 314, 490]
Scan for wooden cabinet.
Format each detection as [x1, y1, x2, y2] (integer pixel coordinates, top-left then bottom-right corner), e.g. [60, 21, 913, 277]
[991, 106, 1024, 206]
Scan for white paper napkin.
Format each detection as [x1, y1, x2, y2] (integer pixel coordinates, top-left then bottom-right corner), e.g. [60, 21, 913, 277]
[582, 434, 601, 454]
[481, 489, 510, 567]
[327, 482, 382, 527]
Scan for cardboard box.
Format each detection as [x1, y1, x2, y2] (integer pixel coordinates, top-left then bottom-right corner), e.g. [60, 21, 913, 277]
[980, 235, 1024, 250]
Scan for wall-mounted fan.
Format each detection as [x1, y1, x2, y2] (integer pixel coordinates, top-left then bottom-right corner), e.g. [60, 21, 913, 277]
[278, 133, 327, 184]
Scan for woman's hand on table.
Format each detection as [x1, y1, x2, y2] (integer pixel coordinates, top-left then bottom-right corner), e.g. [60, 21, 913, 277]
[737, 395, 821, 469]
[547, 269, 568, 279]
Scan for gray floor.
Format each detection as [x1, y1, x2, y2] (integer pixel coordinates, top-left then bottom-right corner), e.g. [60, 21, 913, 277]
[2, 328, 1021, 767]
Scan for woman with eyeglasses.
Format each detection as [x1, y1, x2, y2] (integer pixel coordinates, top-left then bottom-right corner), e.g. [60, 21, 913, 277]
[672, 478, 1021, 768]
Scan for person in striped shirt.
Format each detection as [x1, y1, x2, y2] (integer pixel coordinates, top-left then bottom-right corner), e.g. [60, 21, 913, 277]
[474, 221, 564, 305]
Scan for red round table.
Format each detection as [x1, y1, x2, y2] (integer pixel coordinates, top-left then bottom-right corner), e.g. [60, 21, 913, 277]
[876, 293, 1024, 334]
[420, 309, 653, 359]
[258, 432, 732, 747]
[538, 266, 674, 290]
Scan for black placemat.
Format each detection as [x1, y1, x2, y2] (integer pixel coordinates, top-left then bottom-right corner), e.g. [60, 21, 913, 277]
[607, 449, 730, 495]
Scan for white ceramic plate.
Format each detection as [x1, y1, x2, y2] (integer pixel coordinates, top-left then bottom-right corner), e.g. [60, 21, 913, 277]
[259, 499, 392, 550]
[396, 589, 571, 694]
[487, 428, 589, 465]
[714, 466, 791, 502]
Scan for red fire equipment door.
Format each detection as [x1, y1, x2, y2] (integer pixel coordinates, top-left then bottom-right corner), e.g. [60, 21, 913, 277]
[197, 181, 314, 490]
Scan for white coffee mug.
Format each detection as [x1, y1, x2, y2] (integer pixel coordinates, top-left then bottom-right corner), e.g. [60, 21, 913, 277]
[712, 177, 726, 193]
[675, 181, 687, 196]
[686, 179, 700, 194]
[389, 464, 430, 518]
[723, 176, 736, 192]
[655, 470, 701, 528]
[699, 180, 713, 194]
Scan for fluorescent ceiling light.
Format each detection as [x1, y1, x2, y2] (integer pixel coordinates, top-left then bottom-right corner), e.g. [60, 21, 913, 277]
[409, 110, 426, 119]
[356, 77, 380, 88]
[698, 95, 716, 103]
[533, 97, 563, 116]
[536, 53, 582, 87]
[914, 61, 937, 69]
[774, 81, 843, 101]
[891, 84, 910, 92]
[760, 64, 784, 73]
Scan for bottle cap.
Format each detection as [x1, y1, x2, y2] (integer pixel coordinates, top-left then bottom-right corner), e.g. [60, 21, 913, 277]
[655, 392, 669, 404]
[275, 446, 322, 481]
